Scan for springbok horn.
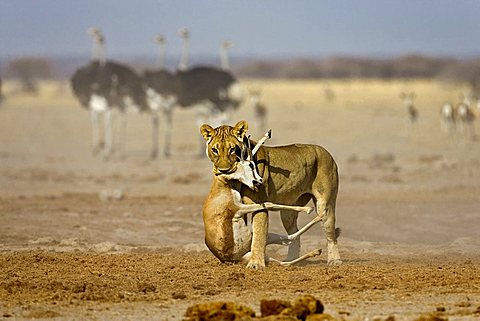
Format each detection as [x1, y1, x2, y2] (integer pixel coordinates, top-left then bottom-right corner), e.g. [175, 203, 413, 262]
[246, 135, 253, 161]
[240, 136, 249, 161]
[251, 129, 272, 156]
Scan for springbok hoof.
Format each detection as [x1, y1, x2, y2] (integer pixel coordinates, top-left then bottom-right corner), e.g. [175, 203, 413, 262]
[327, 259, 343, 266]
[305, 207, 315, 214]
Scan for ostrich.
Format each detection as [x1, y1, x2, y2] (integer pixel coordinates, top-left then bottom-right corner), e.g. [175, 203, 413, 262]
[400, 92, 418, 124]
[143, 34, 178, 157]
[143, 28, 245, 157]
[175, 28, 244, 153]
[220, 40, 233, 70]
[70, 27, 148, 159]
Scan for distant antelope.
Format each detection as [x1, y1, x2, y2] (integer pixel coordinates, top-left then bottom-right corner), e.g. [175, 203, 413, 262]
[0, 76, 3, 105]
[400, 92, 418, 124]
[248, 89, 268, 134]
[456, 94, 476, 138]
[323, 85, 335, 102]
[440, 103, 456, 134]
[475, 99, 480, 118]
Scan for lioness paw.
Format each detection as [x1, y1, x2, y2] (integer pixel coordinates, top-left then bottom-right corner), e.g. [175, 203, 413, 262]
[246, 259, 266, 270]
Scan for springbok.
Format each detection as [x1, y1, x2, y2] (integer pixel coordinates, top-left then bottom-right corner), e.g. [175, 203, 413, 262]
[456, 93, 476, 138]
[248, 89, 268, 135]
[202, 130, 323, 266]
[200, 121, 341, 269]
[400, 92, 418, 124]
[440, 103, 456, 134]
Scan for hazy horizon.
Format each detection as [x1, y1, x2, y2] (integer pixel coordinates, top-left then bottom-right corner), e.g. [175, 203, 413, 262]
[1, 1, 480, 61]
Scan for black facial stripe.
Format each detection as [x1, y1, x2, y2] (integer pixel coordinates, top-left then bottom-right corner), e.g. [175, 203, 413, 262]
[235, 145, 242, 157]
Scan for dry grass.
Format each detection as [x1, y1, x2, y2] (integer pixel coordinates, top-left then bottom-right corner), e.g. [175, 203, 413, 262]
[245, 78, 470, 111]
[2, 78, 471, 110]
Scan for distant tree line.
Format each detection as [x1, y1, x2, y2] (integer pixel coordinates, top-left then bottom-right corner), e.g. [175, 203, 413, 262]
[2, 54, 480, 93]
[233, 54, 480, 90]
[1, 57, 54, 94]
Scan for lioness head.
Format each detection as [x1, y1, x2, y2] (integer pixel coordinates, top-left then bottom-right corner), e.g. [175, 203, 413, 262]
[200, 120, 248, 175]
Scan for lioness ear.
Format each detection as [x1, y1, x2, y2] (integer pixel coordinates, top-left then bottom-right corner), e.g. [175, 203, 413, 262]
[200, 124, 214, 142]
[233, 120, 248, 141]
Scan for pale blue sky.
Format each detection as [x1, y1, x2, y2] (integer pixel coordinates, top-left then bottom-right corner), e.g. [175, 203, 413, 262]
[1, 0, 480, 59]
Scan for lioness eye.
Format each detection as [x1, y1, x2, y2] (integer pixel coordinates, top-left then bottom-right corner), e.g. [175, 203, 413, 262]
[211, 148, 219, 155]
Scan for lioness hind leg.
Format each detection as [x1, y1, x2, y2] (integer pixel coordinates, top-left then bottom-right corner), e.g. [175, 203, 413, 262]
[280, 210, 300, 261]
[315, 200, 342, 266]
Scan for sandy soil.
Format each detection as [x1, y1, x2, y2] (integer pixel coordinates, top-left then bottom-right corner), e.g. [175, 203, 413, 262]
[0, 80, 479, 320]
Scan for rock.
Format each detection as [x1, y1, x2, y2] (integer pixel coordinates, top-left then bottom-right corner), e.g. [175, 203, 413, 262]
[172, 292, 187, 300]
[260, 299, 292, 317]
[259, 315, 298, 320]
[99, 188, 124, 202]
[184, 295, 326, 321]
[185, 301, 255, 321]
[28, 236, 56, 245]
[91, 241, 117, 253]
[306, 314, 337, 321]
[286, 295, 324, 320]
[59, 238, 79, 246]
[413, 314, 448, 321]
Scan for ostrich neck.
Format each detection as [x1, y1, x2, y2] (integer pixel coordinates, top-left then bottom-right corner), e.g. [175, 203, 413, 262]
[178, 40, 189, 71]
[157, 46, 166, 69]
[220, 48, 229, 70]
[91, 41, 106, 65]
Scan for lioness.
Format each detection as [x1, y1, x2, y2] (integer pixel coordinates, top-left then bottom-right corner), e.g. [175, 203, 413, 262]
[200, 120, 341, 269]
[202, 133, 322, 265]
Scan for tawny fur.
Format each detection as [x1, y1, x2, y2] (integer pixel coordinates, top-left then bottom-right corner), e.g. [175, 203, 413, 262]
[200, 121, 341, 269]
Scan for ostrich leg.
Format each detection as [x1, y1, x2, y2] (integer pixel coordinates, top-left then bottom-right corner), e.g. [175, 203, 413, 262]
[90, 110, 101, 155]
[151, 112, 160, 159]
[103, 108, 113, 160]
[163, 108, 173, 158]
[118, 112, 127, 159]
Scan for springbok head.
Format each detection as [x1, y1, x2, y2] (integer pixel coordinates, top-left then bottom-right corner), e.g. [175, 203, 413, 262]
[400, 92, 415, 106]
[223, 130, 272, 190]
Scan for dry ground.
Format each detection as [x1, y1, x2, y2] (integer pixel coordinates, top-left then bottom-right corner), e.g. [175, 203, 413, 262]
[0, 79, 479, 320]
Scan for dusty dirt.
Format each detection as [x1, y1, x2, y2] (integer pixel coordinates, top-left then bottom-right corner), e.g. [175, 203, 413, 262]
[0, 80, 479, 320]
